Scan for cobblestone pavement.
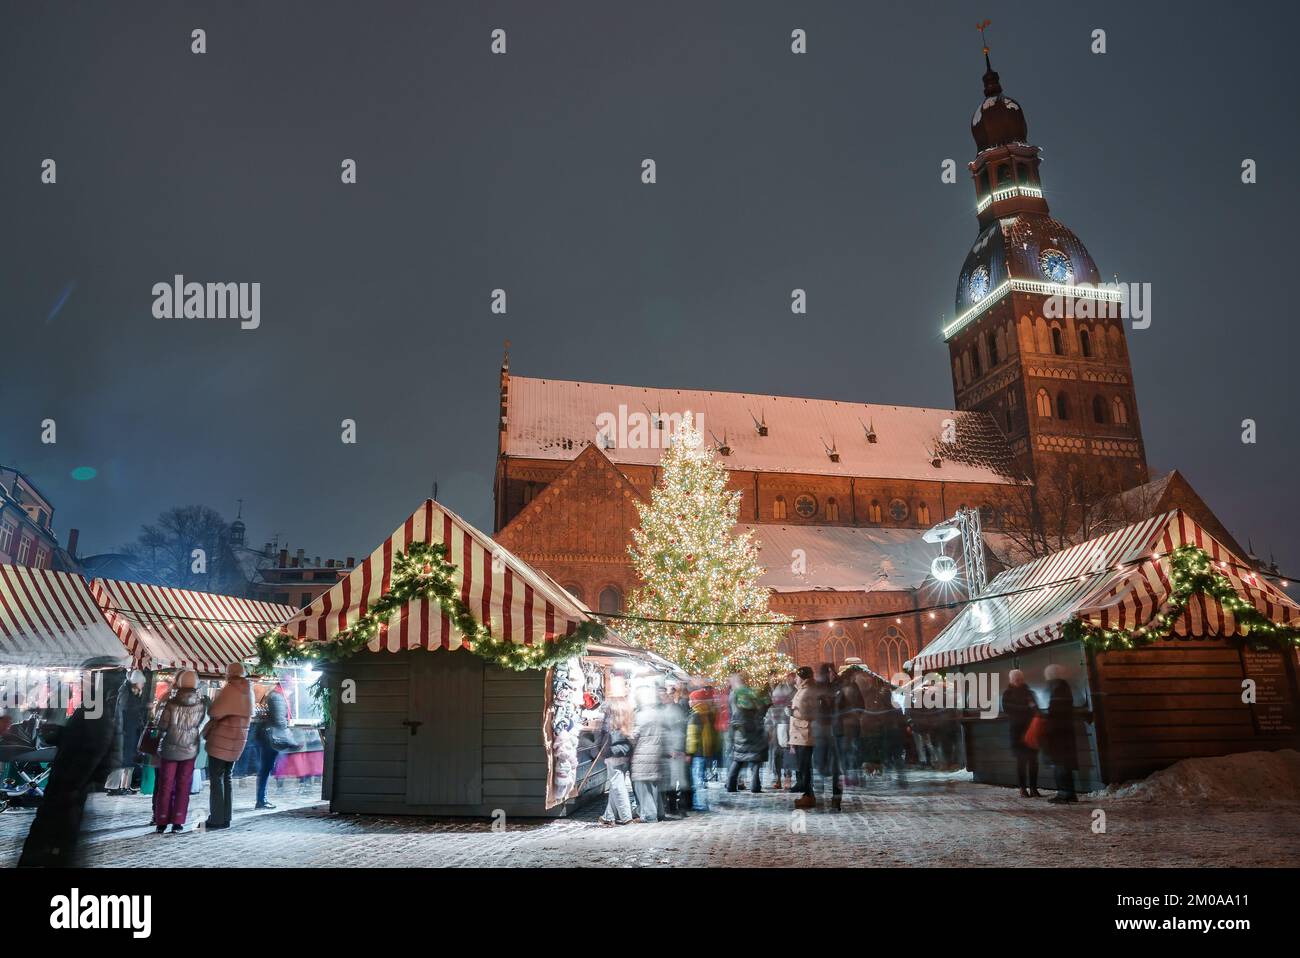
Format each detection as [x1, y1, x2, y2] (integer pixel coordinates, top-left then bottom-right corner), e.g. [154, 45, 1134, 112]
[3, 771, 1297, 867]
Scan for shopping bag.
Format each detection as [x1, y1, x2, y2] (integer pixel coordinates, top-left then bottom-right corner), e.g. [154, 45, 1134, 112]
[1023, 715, 1046, 751]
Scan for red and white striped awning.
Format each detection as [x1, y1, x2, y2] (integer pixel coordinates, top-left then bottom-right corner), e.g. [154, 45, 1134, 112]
[279, 499, 596, 653]
[0, 564, 131, 669]
[89, 578, 295, 676]
[913, 510, 1300, 672]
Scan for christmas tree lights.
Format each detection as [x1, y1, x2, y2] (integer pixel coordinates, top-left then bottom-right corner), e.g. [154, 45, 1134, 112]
[621, 413, 793, 682]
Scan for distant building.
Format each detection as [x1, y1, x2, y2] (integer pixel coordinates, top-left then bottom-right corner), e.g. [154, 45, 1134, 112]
[228, 520, 355, 610]
[0, 466, 60, 570]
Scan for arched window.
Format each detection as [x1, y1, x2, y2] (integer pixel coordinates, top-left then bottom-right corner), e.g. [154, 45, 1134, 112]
[1036, 388, 1053, 418]
[1051, 326, 1065, 355]
[563, 583, 584, 603]
[994, 327, 1007, 364]
[1079, 329, 1092, 358]
[1092, 395, 1107, 424]
[868, 500, 883, 523]
[880, 626, 911, 679]
[821, 626, 859, 668]
[598, 586, 623, 615]
[952, 356, 963, 389]
[1112, 396, 1129, 425]
[773, 495, 787, 520]
[971, 347, 982, 379]
[777, 636, 797, 662]
[917, 502, 930, 525]
[1056, 392, 1071, 420]
[987, 330, 1000, 367]
[997, 163, 1013, 186]
[826, 497, 840, 521]
[1016, 163, 1031, 185]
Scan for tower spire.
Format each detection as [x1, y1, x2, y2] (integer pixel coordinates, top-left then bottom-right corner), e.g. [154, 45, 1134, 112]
[977, 19, 1002, 96]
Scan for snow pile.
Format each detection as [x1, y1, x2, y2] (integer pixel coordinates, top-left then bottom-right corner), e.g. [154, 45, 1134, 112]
[1087, 749, 1300, 803]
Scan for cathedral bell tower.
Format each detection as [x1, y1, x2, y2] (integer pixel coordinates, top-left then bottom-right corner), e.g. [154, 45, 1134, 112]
[946, 31, 1148, 492]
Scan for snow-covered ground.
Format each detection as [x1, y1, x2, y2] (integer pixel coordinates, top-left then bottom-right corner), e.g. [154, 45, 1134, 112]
[1086, 749, 1300, 803]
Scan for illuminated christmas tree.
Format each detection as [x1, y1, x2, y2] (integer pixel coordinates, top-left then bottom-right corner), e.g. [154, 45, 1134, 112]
[622, 413, 793, 682]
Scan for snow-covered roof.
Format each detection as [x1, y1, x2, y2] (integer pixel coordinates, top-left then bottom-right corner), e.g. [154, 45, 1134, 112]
[505, 376, 1025, 485]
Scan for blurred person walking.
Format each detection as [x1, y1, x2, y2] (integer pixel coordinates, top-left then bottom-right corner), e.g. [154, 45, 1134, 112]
[1001, 669, 1041, 798]
[659, 682, 690, 817]
[725, 684, 765, 793]
[1044, 664, 1086, 804]
[598, 698, 635, 825]
[153, 669, 206, 833]
[766, 673, 794, 789]
[203, 663, 255, 829]
[631, 690, 666, 822]
[19, 660, 129, 867]
[253, 681, 293, 809]
[811, 663, 843, 808]
[833, 667, 864, 786]
[685, 688, 721, 810]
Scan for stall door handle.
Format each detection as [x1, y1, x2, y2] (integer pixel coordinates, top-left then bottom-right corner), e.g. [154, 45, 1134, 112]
[402, 720, 423, 736]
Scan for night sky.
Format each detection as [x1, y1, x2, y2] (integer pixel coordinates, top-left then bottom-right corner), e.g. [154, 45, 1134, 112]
[4, 1, 1297, 572]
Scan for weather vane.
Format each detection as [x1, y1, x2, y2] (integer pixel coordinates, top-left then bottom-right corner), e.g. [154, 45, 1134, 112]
[977, 18, 992, 55]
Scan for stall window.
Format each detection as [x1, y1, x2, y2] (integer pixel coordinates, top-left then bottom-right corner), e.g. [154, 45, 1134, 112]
[599, 586, 623, 615]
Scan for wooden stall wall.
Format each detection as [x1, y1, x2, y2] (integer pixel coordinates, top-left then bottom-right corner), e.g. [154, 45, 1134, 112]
[1092, 636, 1300, 783]
[322, 650, 611, 817]
[958, 641, 1103, 792]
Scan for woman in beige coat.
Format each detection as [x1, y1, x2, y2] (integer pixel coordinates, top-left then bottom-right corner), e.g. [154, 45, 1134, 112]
[203, 663, 255, 830]
[788, 667, 817, 804]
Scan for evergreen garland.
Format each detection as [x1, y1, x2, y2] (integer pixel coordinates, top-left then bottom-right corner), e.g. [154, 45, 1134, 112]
[1062, 544, 1300, 652]
[256, 541, 602, 672]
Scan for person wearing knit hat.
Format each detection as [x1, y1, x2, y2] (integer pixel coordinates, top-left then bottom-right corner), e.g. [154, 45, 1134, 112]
[153, 669, 207, 832]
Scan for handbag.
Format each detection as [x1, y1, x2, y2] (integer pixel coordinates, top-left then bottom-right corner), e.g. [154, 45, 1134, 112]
[137, 726, 162, 757]
[1023, 715, 1046, 751]
[266, 725, 298, 752]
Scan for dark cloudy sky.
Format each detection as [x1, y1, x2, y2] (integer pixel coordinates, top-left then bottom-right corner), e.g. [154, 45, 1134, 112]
[4, 1, 1297, 571]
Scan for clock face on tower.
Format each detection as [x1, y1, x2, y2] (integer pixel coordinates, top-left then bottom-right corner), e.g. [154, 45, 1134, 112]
[1039, 249, 1073, 284]
[968, 265, 990, 301]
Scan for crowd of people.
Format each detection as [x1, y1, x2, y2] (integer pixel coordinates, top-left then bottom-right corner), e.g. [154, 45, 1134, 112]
[598, 659, 1087, 823]
[16, 660, 300, 865]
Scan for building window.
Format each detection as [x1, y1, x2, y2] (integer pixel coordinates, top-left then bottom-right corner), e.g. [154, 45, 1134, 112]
[1051, 326, 1065, 355]
[1056, 392, 1071, 420]
[16, 535, 32, 565]
[778, 636, 796, 662]
[1036, 388, 1053, 418]
[794, 494, 817, 519]
[987, 330, 999, 367]
[563, 583, 584, 603]
[821, 627, 859, 668]
[1112, 396, 1129, 425]
[825, 497, 840, 521]
[889, 498, 909, 522]
[917, 502, 930, 525]
[598, 586, 623, 615]
[0, 521, 14, 556]
[980, 503, 997, 528]
[868, 500, 883, 523]
[773, 495, 787, 520]
[1092, 395, 1107, 424]
[1080, 329, 1092, 358]
[971, 347, 982, 379]
[880, 626, 911, 679]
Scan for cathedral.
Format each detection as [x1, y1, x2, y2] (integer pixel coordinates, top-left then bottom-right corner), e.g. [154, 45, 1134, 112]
[492, 48, 1204, 675]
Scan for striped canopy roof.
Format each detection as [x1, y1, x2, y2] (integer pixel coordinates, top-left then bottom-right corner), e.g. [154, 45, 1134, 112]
[0, 564, 132, 669]
[278, 499, 596, 653]
[89, 578, 295, 676]
[913, 510, 1300, 672]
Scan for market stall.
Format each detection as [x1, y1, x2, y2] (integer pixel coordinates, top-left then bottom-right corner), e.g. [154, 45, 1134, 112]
[270, 498, 681, 817]
[912, 509, 1300, 788]
[0, 563, 131, 724]
[87, 578, 322, 780]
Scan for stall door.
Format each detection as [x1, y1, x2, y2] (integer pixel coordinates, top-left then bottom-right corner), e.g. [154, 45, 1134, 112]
[405, 650, 484, 806]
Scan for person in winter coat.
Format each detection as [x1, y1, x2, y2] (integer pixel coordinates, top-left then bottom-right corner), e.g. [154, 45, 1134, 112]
[1001, 669, 1041, 798]
[726, 686, 766, 793]
[19, 660, 128, 867]
[1043, 664, 1084, 803]
[598, 698, 635, 825]
[789, 667, 819, 807]
[765, 675, 794, 789]
[630, 694, 666, 822]
[833, 668, 865, 786]
[658, 683, 691, 817]
[685, 688, 721, 810]
[103, 671, 147, 795]
[203, 663, 255, 830]
[254, 683, 291, 809]
[154, 669, 207, 832]
[807, 664, 844, 808]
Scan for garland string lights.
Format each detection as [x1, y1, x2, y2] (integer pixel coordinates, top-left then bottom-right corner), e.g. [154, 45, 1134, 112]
[1061, 544, 1300, 652]
[256, 541, 602, 672]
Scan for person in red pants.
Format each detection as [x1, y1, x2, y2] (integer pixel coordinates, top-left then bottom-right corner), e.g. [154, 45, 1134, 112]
[153, 670, 207, 833]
